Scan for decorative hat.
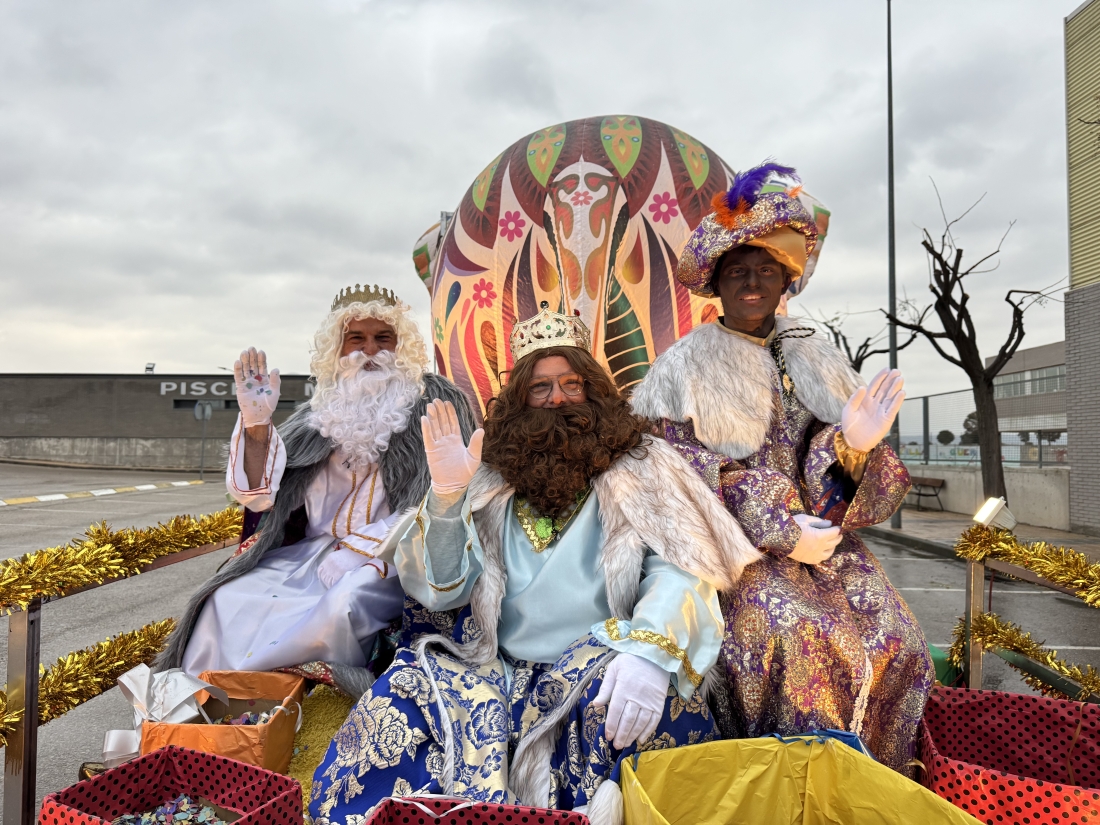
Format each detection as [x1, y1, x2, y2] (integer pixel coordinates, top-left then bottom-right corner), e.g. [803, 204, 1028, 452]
[676, 162, 819, 297]
[331, 284, 400, 312]
[510, 301, 592, 363]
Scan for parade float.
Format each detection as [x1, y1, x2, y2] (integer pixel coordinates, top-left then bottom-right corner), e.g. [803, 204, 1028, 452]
[3, 116, 1097, 825]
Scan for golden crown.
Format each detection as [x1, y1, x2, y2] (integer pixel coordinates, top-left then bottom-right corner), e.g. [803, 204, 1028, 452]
[331, 284, 400, 312]
[510, 301, 592, 362]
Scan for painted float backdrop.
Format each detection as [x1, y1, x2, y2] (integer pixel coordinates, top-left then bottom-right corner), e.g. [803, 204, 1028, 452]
[412, 115, 831, 418]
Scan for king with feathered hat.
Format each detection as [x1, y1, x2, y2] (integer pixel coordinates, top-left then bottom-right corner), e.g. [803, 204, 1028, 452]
[310, 303, 760, 824]
[631, 162, 933, 773]
[157, 282, 476, 697]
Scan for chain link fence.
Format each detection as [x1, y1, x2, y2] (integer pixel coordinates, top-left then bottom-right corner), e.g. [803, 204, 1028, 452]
[899, 377, 1068, 467]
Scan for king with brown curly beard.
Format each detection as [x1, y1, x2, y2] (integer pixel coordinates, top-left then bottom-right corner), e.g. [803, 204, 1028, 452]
[311, 303, 761, 825]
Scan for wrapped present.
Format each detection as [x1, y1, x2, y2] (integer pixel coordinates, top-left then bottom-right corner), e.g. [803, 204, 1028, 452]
[141, 671, 306, 774]
[620, 736, 980, 824]
[39, 745, 302, 825]
[365, 796, 589, 824]
[920, 686, 1100, 824]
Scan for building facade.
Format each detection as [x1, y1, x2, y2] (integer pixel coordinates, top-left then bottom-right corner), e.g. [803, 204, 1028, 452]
[1065, 0, 1100, 534]
[0, 374, 312, 471]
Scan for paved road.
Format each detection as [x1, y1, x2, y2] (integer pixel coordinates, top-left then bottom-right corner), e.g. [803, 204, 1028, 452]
[0, 464, 1096, 811]
[0, 465, 234, 811]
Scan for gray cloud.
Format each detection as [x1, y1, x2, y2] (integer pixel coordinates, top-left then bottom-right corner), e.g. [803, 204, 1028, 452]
[0, 0, 1077, 397]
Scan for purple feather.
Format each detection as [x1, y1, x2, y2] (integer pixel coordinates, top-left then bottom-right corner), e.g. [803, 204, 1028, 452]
[724, 161, 799, 211]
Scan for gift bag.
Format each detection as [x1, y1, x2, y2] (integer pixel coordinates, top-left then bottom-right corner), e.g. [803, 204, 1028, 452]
[141, 671, 306, 774]
[920, 686, 1100, 824]
[621, 736, 981, 824]
[39, 745, 302, 825]
[365, 796, 589, 825]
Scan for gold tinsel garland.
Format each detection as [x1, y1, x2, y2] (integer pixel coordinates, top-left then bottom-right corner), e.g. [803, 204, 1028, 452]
[948, 611, 1100, 701]
[955, 524, 1100, 608]
[0, 618, 176, 747]
[0, 506, 242, 613]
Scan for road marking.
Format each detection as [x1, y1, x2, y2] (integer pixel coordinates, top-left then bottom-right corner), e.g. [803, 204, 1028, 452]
[1, 480, 205, 506]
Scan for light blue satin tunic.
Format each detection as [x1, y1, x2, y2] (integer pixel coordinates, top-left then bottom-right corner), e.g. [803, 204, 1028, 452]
[395, 489, 723, 700]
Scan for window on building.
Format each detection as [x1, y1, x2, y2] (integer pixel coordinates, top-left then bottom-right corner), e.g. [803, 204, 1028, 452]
[993, 365, 1065, 398]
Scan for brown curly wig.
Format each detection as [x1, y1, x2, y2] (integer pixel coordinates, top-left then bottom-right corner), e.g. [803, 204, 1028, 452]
[481, 347, 650, 514]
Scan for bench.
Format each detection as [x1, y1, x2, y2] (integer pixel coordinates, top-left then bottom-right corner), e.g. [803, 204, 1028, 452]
[909, 476, 945, 511]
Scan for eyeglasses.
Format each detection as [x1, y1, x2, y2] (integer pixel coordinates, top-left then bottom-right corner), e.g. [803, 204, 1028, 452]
[527, 373, 585, 400]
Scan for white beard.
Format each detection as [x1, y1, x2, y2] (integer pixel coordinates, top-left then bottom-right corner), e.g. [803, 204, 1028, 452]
[309, 350, 421, 471]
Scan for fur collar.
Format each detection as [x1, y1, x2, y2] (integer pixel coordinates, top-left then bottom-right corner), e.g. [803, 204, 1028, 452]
[630, 316, 863, 460]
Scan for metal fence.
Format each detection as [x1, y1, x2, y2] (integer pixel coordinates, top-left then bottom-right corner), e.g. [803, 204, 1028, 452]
[898, 381, 1068, 467]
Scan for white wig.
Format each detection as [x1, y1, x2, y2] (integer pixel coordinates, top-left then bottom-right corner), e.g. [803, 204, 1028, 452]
[309, 299, 428, 411]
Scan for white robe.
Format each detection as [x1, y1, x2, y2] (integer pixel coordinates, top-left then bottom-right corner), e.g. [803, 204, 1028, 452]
[182, 416, 405, 675]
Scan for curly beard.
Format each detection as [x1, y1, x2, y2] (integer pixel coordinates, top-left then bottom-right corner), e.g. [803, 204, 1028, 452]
[481, 400, 646, 514]
[308, 350, 420, 471]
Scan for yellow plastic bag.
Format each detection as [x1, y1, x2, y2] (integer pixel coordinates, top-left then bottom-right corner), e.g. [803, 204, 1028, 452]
[621, 737, 981, 824]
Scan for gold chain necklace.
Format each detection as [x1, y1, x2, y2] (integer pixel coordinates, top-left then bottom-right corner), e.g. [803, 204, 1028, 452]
[513, 487, 592, 553]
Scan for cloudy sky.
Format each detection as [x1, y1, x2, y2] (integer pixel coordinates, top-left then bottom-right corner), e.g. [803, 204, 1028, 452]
[0, 0, 1080, 397]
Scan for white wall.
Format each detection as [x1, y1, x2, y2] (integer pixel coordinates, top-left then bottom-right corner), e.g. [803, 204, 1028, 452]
[902, 463, 1070, 531]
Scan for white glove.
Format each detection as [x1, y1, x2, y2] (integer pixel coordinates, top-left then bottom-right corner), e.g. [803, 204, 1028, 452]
[234, 347, 281, 428]
[841, 368, 905, 453]
[789, 514, 843, 565]
[318, 548, 369, 589]
[593, 654, 670, 749]
[422, 399, 484, 494]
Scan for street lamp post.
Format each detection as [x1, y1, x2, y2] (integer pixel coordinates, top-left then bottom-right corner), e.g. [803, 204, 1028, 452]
[887, 0, 902, 530]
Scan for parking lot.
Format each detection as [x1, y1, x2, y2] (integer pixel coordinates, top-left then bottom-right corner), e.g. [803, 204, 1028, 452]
[0, 463, 1096, 810]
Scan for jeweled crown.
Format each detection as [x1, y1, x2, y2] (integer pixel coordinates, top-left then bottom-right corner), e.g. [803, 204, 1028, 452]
[331, 283, 399, 312]
[510, 301, 592, 362]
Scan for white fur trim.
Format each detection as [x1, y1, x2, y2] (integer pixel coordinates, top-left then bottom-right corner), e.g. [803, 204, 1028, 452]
[585, 777, 624, 825]
[631, 316, 863, 460]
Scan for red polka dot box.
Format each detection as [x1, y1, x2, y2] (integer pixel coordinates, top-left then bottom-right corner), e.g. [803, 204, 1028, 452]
[38, 745, 302, 825]
[919, 686, 1099, 824]
[364, 796, 589, 825]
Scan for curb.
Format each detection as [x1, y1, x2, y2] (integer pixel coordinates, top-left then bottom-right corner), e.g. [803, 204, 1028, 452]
[858, 525, 959, 561]
[0, 480, 204, 507]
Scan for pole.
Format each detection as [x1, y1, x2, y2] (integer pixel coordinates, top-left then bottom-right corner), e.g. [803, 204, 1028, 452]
[887, 0, 901, 529]
[5, 599, 43, 825]
[199, 414, 207, 481]
[922, 395, 930, 464]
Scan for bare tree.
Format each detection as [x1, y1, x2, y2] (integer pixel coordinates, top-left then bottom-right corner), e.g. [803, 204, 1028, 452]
[811, 310, 920, 373]
[886, 187, 1061, 501]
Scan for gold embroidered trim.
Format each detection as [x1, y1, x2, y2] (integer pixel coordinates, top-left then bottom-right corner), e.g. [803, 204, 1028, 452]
[429, 575, 466, 593]
[513, 487, 592, 553]
[415, 497, 427, 536]
[833, 430, 870, 483]
[603, 618, 702, 688]
[338, 541, 377, 559]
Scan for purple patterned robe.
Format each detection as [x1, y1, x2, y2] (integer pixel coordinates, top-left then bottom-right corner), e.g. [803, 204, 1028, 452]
[659, 388, 933, 773]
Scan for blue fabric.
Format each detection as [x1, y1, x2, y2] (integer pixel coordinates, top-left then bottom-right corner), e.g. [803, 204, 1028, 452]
[309, 599, 717, 824]
[768, 729, 874, 759]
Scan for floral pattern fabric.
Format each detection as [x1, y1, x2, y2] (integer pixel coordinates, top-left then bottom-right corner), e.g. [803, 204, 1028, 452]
[310, 599, 716, 824]
[660, 390, 933, 774]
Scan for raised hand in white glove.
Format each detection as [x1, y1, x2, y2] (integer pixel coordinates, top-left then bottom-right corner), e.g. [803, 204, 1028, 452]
[789, 514, 843, 565]
[234, 347, 281, 429]
[593, 653, 670, 750]
[841, 368, 905, 453]
[317, 548, 369, 589]
[422, 399, 484, 495]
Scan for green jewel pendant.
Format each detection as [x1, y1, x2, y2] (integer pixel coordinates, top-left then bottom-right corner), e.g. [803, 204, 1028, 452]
[534, 518, 554, 540]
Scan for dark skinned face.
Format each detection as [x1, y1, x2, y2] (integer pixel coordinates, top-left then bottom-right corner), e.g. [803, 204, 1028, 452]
[714, 246, 793, 338]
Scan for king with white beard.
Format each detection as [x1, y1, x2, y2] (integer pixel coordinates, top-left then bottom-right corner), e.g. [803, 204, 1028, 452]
[158, 284, 476, 697]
